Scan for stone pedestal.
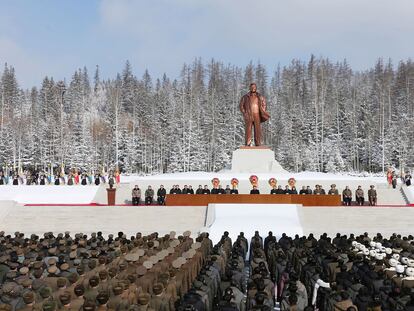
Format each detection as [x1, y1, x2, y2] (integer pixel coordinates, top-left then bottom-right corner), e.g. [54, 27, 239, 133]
[231, 146, 287, 173]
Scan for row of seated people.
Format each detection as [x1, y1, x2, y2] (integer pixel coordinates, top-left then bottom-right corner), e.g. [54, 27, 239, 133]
[131, 184, 378, 206]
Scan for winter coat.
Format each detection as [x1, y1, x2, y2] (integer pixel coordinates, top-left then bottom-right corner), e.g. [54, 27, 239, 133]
[132, 188, 141, 198]
[145, 189, 154, 198]
[157, 188, 167, 197]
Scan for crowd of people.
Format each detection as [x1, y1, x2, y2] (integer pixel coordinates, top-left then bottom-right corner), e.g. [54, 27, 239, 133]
[0, 171, 121, 187]
[1, 230, 414, 310]
[131, 184, 380, 206]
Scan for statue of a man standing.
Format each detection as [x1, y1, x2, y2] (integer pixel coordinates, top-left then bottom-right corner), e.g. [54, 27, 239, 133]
[239, 83, 270, 146]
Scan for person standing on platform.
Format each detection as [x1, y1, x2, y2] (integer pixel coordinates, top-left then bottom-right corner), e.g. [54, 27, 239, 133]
[392, 173, 398, 189]
[328, 184, 339, 195]
[196, 185, 203, 194]
[94, 174, 100, 185]
[145, 186, 154, 205]
[405, 172, 412, 186]
[355, 186, 365, 206]
[157, 185, 166, 205]
[202, 185, 211, 194]
[368, 185, 377, 206]
[342, 186, 352, 206]
[132, 185, 141, 206]
[250, 186, 260, 194]
[108, 174, 115, 188]
[187, 185, 194, 194]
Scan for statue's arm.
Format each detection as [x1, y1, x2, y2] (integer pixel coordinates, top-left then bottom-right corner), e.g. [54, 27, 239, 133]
[239, 96, 246, 114]
[261, 96, 267, 111]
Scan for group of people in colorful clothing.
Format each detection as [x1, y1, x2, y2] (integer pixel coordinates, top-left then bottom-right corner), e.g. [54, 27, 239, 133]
[0, 169, 121, 186]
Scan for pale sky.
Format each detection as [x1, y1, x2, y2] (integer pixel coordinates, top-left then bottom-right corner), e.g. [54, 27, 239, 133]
[0, 0, 413, 88]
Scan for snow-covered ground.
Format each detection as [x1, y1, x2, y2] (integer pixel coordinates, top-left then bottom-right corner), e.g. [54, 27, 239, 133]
[0, 186, 100, 204]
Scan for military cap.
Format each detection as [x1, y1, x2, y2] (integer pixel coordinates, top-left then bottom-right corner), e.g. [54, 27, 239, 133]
[47, 258, 57, 266]
[183, 230, 191, 237]
[136, 265, 147, 276]
[60, 263, 69, 271]
[149, 256, 159, 265]
[98, 270, 108, 280]
[2, 282, 16, 294]
[172, 259, 182, 269]
[0, 255, 9, 263]
[21, 278, 32, 287]
[143, 260, 153, 270]
[74, 284, 85, 296]
[22, 291, 35, 304]
[39, 286, 52, 298]
[33, 261, 43, 269]
[153, 283, 164, 295]
[42, 300, 57, 311]
[48, 247, 57, 255]
[193, 280, 203, 290]
[108, 267, 118, 277]
[47, 265, 58, 274]
[19, 266, 29, 275]
[112, 283, 123, 295]
[67, 272, 79, 284]
[137, 293, 151, 305]
[88, 276, 100, 287]
[125, 253, 140, 262]
[57, 277, 67, 288]
[6, 270, 17, 279]
[82, 301, 96, 311]
[96, 292, 109, 305]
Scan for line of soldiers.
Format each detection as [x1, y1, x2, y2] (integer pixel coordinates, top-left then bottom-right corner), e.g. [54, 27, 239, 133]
[0, 229, 218, 310]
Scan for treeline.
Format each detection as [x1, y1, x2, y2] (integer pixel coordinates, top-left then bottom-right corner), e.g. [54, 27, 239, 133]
[0, 56, 413, 174]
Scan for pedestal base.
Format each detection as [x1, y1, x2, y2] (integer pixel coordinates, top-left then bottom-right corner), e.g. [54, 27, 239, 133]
[231, 147, 288, 173]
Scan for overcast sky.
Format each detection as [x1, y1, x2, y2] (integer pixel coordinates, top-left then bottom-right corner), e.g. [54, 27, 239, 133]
[0, 0, 413, 88]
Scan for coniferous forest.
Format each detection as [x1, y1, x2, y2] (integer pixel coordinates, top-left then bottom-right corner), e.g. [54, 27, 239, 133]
[0, 56, 413, 174]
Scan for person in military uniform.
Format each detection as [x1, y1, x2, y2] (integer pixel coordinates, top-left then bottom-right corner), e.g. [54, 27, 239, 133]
[328, 184, 339, 195]
[157, 185, 167, 205]
[145, 186, 155, 205]
[342, 186, 352, 206]
[368, 185, 377, 206]
[355, 186, 364, 206]
[132, 185, 141, 206]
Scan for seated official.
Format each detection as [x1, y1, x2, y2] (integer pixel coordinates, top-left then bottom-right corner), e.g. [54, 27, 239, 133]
[145, 186, 154, 205]
[250, 186, 260, 194]
[211, 187, 219, 194]
[196, 185, 203, 194]
[275, 185, 285, 194]
[284, 185, 290, 194]
[218, 185, 225, 194]
[299, 186, 307, 195]
[224, 185, 231, 194]
[368, 185, 377, 206]
[328, 184, 339, 195]
[132, 185, 141, 206]
[306, 186, 313, 194]
[202, 185, 211, 194]
[313, 184, 326, 195]
[290, 186, 298, 194]
[342, 186, 352, 206]
[355, 185, 364, 206]
[187, 185, 194, 194]
[169, 185, 182, 194]
[270, 185, 278, 194]
[157, 185, 167, 205]
[230, 186, 238, 194]
[182, 185, 190, 194]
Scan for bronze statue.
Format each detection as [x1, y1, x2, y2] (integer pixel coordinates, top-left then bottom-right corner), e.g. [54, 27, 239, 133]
[239, 83, 270, 146]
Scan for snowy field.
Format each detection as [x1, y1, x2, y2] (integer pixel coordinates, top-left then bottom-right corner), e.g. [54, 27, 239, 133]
[0, 185, 100, 204]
